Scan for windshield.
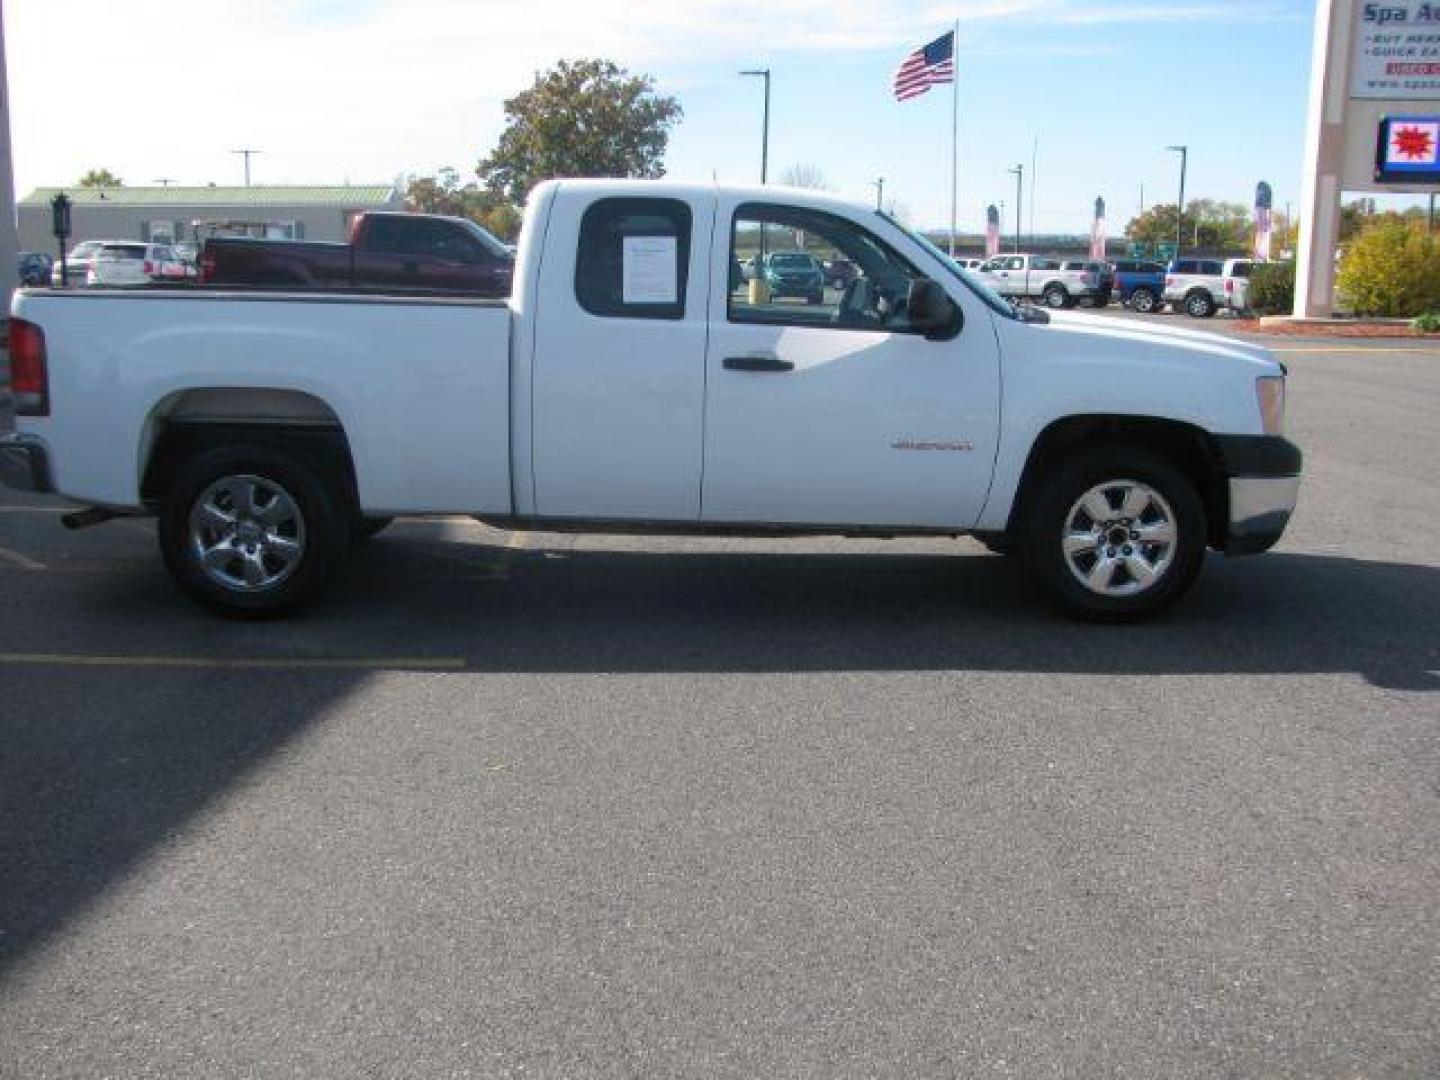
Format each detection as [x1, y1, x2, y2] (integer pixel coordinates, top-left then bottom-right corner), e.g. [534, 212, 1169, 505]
[770, 254, 815, 269]
[878, 211, 1015, 320]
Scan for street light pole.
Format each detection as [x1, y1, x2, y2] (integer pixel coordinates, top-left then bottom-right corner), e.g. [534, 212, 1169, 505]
[1166, 145, 1187, 262]
[1007, 165, 1024, 252]
[232, 148, 262, 186]
[739, 69, 771, 183]
[872, 177, 884, 211]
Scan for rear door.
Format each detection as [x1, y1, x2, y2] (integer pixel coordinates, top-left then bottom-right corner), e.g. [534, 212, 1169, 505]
[529, 192, 711, 520]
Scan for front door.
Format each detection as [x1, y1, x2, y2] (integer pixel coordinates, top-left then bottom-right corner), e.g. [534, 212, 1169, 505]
[529, 192, 711, 520]
[701, 199, 1000, 529]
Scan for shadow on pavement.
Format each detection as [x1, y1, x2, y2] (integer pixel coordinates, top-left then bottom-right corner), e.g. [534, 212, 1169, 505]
[0, 540, 1433, 977]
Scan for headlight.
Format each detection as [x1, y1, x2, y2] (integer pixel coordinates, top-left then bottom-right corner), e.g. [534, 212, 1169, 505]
[1256, 376, 1286, 436]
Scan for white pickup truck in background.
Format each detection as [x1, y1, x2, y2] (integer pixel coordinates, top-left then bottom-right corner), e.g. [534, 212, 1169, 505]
[2, 180, 1301, 621]
[974, 254, 1101, 309]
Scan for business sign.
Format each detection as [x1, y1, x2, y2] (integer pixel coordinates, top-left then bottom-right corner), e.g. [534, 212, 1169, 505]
[1375, 114, 1440, 179]
[1353, 3, 1440, 99]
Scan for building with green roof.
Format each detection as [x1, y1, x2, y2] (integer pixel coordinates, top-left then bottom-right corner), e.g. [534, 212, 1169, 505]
[18, 184, 404, 252]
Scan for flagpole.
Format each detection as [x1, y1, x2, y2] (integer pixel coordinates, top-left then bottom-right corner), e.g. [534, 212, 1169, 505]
[949, 21, 959, 256]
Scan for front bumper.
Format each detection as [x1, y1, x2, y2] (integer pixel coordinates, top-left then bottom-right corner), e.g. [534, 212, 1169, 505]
[0, 434, 54, 493]
[1215, 435, 1302, 555]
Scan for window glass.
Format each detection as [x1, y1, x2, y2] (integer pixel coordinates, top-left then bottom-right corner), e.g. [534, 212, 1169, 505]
[729, 202, 924, 332]
[1230, 262, 1252, 278]
[1005, 256, 1025, 271]
[575, 197, 691, 320]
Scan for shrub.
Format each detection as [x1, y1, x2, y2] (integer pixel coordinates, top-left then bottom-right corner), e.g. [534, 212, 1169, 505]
[1246, 261, 1295, 316]
[1414, 311, 1440, 334]
[1336, 220, 1440, 317]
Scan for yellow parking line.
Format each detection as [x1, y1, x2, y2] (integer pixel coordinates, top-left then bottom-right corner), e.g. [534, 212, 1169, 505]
[0, 546, 46, 571]
[0, 652, 466, 671]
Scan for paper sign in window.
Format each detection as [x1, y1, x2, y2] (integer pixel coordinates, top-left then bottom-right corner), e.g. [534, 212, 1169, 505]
[622, 235, 678, 304]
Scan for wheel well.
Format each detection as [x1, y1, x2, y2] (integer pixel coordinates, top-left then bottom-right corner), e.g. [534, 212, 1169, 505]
[140, 389, 357, 509]
[1007, 416, 1228, 548]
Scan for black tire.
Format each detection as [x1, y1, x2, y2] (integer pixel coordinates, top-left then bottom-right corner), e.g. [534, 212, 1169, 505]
[1043, 284, 1069, 309]
[1185, 290, 1216, 318]
[1130, 287, 1159, 313]
[355, 516, 394, 541]
[158, 442, 351, 618]
[1019, 443, 1206, 622]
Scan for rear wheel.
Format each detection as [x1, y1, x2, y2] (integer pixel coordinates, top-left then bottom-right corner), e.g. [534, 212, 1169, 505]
[1185, 290, 1217, 318]
[1130, 287, 1159, 313]
[1020, 444, 1206, 621]
[1043, 284, 1069, 309]
[158, 443, 350, 617]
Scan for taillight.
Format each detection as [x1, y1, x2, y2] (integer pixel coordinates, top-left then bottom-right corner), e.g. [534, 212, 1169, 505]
[1082, 272, 1096, 286]
[143, 260, 155, 275]
[8, 318, 48, 416]
[1225, 279, 1234, 293]
[199, 250, 216, 283]
[1165, 275, 1176, 289]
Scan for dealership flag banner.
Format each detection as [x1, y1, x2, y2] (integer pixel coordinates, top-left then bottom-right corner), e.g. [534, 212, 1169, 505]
[1254, 182, 1273, 262]
[985, 204, 1001, 257]
[1090, 197, 1107, 261]
[894, 28, 960, 254]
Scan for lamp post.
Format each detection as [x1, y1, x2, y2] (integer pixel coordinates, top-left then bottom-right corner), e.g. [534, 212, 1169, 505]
[739, 69, 771, 184]
[1007, 164, 1024, 252]
[872, 177, 885, 211]
[231, 148, 261, 186]
[1166, 145, 1187, 262]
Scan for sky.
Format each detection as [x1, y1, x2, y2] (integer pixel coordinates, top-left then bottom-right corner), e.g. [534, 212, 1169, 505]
[4, 0, 1416, 234]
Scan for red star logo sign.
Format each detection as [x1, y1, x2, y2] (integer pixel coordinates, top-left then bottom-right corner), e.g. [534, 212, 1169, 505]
[1388, 121, 1439, 166]
[1393, 125, 1435, 161]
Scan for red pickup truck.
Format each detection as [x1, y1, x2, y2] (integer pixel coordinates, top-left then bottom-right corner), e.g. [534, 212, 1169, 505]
[198, 211, 514, 297]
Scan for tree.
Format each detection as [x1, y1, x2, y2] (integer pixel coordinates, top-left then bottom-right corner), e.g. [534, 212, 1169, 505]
[780, 164, 832, 191]
[1336, 218, 1440, 316]
[403, 167, 523, 241]
[478, 59, 681, 204]
[1125, 199, 1251, 251]
[78, 168, 121, 187]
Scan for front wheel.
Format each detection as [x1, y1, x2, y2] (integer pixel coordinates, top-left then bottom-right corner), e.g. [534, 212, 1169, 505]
[159, 443, 351, 617]
[1020, 444, 1206, 621]
[1043, 285, 1069, 309]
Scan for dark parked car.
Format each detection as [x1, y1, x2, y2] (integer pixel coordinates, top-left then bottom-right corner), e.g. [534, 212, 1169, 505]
[823, 258, 858, 290]
[200, 211, 514, 297]
[1110, 259, 1168, 313]
[17, 252, 52, 286]
[762, 251, 825, 304]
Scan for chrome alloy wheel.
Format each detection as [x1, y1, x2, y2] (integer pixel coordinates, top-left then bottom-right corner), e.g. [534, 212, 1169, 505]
[1062, 479, 1177, 598]
[188, 474, 307, 592]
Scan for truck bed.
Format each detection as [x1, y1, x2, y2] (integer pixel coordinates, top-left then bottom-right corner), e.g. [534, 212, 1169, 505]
[14, 287, 514, 515]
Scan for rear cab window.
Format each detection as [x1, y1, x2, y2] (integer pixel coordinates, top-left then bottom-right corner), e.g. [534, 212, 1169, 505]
[574, 197, 691, 320]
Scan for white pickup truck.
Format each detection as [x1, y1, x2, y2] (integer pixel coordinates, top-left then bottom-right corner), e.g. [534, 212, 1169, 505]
[974, 254, 1099, 309]
[2, 180, 1300, 621]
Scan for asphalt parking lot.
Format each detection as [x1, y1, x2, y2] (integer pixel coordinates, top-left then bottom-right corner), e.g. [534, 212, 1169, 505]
[1, 316, 1437, 1077]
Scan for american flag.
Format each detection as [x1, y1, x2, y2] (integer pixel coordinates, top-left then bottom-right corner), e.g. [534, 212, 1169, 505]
[893, 31, 955, 102]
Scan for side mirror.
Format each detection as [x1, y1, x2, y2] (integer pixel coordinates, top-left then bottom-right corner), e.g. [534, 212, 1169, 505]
[907, 278, 962, 339]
